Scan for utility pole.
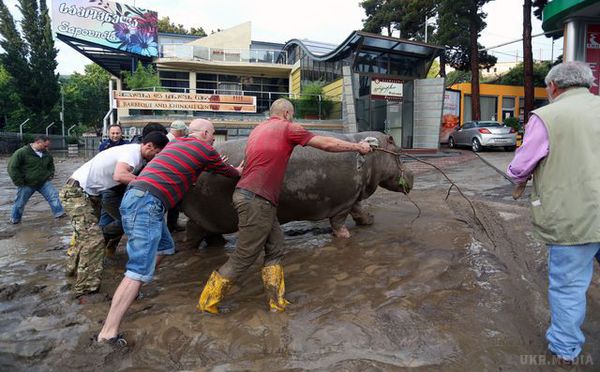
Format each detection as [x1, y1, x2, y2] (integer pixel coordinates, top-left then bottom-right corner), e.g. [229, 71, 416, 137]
[424, 15, 428, 43]
[60, 84, 65, 137]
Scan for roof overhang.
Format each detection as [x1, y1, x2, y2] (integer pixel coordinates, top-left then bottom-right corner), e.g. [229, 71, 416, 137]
[543, 0, 600, 35]
[283, 31, 444, 63]
[57, 34, 152, 77]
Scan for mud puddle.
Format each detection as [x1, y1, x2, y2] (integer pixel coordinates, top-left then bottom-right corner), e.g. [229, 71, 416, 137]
[0, 154, 598, 371]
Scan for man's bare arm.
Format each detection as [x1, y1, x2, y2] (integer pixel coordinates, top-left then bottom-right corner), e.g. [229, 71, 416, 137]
[113, 162, 136, 184]
[307, 136, 372, 154]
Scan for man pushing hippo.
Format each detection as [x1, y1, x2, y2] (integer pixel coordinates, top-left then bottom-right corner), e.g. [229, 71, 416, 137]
[198, 98, 372, 314]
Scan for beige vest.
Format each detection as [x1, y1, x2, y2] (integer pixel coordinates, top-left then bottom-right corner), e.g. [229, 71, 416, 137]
[530, 88, 600, 244]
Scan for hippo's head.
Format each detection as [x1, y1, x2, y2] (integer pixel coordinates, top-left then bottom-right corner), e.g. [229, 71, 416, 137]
[375, 134, 414, 194]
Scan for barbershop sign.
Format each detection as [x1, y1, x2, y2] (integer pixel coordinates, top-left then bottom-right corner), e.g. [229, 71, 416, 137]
[371, 77, 404, 101]
[114, 91, 257, 113]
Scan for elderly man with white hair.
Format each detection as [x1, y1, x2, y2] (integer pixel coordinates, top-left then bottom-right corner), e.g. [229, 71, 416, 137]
[507, 61, 600, 364]
[166, 120, 187, 142]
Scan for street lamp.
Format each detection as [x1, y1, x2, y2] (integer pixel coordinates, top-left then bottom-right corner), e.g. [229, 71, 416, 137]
[59, 82, 65, 137]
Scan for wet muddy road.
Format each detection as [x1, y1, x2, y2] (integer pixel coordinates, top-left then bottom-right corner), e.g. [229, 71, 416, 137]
[0, 151, 598, 371]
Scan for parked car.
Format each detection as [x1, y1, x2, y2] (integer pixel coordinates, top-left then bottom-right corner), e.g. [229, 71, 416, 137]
[448, 121, 517, 152]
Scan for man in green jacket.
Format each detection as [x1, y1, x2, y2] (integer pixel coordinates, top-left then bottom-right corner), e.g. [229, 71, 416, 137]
[8, 135, 65, 224]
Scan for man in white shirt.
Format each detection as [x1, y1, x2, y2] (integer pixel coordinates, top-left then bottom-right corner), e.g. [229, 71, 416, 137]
[59, 132, 169, 298]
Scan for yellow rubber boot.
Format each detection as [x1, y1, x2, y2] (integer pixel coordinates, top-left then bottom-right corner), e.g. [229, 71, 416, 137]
[197, 271, 231, 314]
[261, 264, 291, 312]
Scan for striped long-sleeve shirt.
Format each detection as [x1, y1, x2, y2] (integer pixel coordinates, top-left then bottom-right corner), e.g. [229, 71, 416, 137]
[130, 137, 239, 208]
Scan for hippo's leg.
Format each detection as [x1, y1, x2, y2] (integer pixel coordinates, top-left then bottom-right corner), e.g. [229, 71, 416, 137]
[330, 213, 351, 238]
[185, 219, 208, 248]
[350, 201, 374, 226]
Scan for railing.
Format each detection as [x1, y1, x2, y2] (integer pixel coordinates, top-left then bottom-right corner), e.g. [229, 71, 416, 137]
[124, 87, 342, 120]
[160, 44, 288, 65]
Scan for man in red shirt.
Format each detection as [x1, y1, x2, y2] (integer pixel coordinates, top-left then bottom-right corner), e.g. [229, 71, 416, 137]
[198, 98, 372, 313]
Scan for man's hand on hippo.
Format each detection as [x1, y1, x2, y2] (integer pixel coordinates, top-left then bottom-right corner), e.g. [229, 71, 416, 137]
[356, 141, 373, 155]
[234, 160, 244, 175]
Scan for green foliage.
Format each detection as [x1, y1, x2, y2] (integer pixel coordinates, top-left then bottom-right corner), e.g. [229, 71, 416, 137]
[63, 63, 110, 130]
[533, 0, 548, 20]
[497, 62, 552, 87]
[65, 136, 78, 145]
[157, 16, 206, 36]
[445, 70, 472, 86]
[427, 60, 440, 78]
[21, 133, 34, 145]
[503, 116, 521, 131]
[122, 62, 161, 90]
[292, 81, 334, 119]
[0, 0, 59, 131]
[435, 0, 497, 72]
[360, 0, 435, 40]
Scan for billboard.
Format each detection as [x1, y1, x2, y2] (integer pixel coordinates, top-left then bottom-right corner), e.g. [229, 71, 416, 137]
[114, 91, 257, 113]
[371, 77, 404, 101]
[439, 89, 461, 144]
[52, 0, 158, 57]
[585, 23, 600, 95]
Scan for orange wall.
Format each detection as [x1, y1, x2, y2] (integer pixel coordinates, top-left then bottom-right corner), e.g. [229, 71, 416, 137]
[450, 83, 547, 124]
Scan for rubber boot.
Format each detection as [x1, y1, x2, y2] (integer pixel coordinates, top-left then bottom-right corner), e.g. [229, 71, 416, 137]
[261, 264, 291, 312]
[197, 271, 231, 314]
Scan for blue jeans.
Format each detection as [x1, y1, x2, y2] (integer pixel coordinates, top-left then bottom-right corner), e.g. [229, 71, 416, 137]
[11, 181, 65, 223]
[120, 188, 175, 283]
[546, 243, 600, 360]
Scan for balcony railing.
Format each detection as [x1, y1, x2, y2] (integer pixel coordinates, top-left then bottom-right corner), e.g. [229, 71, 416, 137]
[160, 44, 288, 65]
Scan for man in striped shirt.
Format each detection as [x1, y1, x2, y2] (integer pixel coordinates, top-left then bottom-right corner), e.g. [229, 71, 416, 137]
[97, 119, 242, 344]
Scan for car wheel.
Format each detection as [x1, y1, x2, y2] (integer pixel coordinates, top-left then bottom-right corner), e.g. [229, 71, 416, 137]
[504, 146, 516, 152]
[472, 138, 482, 152]
[448, 137, 455, 148]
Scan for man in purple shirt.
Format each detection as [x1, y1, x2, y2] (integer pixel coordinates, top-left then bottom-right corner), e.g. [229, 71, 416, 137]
[507, 62, 600, 364]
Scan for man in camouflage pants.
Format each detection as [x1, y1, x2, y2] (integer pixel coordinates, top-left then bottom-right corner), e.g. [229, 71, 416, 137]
[60, 181, 104, 294]
[61, 133, 168, 297]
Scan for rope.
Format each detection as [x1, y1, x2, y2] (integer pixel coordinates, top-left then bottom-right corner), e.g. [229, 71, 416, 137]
[373, 147, 496, 246]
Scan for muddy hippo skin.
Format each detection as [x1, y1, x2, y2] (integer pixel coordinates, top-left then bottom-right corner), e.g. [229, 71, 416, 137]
[182, 131, 414, 244]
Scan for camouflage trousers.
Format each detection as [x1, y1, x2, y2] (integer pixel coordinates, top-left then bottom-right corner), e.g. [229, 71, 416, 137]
[59, 182, 105, 296]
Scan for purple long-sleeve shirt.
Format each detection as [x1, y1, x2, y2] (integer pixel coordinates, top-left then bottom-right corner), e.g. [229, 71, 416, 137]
[506, 114, 550, 184]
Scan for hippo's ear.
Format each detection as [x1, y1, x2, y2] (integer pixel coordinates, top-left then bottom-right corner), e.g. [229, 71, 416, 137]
[387, 135, 396, 145]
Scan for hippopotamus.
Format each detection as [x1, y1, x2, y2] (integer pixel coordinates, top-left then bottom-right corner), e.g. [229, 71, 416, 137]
[182, 131, 414, 245]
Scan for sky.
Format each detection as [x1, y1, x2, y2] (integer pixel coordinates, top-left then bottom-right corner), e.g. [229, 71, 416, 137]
[4, 0, 562, 75]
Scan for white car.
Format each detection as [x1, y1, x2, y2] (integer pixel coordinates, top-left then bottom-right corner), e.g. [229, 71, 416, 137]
[448, 121, 517, 152]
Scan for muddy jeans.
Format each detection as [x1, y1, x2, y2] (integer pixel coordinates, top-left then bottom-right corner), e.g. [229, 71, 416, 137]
[218, 189, 284, 281]
[59, 182, 105, 296]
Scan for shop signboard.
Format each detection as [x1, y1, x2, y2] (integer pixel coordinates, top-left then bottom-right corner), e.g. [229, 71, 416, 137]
[439, 89, 461, 144]
[586, 23, 600, 95]
[371, 77, 404, 101]
[52, 0, 158, 57]
[114, 91, 257, 113]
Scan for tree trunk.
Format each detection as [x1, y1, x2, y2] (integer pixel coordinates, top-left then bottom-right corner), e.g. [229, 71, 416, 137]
[440, 53, 447, 78]
[523, 0, 535, 124]
[469, 10, 481, 121]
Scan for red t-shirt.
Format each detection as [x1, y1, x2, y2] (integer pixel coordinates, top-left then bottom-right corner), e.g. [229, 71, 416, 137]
[236, 117, 315, 205]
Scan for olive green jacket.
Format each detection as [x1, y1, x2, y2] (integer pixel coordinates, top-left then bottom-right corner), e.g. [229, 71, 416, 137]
[530, 88, 600, 244]
[7, 145, 55, 188]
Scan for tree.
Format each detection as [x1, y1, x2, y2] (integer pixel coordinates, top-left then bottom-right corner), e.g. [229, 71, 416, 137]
[0, 0, 59, 132]
[497, 61, 551, 87]
[62, 64, 110, 131]
[122, 61, 161, 90]
[157, 16, 206, 37]
[0, 64, 21, 129]
[360, 0, 436, 39]
[436, 0, 497, 121]
[532, 0, 549, 20]
[523, 0, 534, 122]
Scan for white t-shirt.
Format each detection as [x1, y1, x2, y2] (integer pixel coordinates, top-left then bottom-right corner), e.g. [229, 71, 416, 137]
[71, 144, 143, 196]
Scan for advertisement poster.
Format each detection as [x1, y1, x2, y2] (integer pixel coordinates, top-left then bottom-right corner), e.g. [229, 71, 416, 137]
[439, 89, 460, 144]
[52, 0, 158, 57]
[586, 24, 600, 95]
[371, 77, 404, 101]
